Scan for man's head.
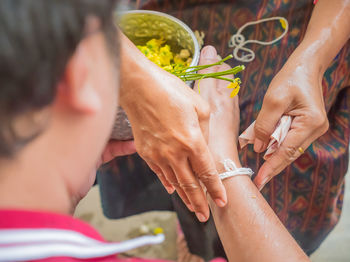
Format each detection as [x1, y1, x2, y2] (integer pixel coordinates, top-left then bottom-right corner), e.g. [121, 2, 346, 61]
[0, 0, 119, 156]
[0, 0, 120, 210]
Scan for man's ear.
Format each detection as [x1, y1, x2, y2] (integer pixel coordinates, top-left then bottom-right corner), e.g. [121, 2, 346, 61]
[56, 43, 102, 114]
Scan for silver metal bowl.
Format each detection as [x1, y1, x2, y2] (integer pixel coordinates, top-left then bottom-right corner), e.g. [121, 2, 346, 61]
[111, 10, 200, 140]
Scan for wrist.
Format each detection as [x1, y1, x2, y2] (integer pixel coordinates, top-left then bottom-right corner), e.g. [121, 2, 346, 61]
[287, 42, 325, 80]
[119, 32, 158, 109]
[294, 40, 329, 76]
[212, 153, 242, 173]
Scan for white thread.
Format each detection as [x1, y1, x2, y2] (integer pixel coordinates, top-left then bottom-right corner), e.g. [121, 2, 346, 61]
[228, 17, 289, 62]
[219, 159, 254, 180]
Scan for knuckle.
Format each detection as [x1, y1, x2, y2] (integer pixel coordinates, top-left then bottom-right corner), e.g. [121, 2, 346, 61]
[191, 201, 204, 212]
[264, 95, 284, 109]
[254, 121, 271, 139]
[185, 136, 203, 154]
[181, 182, 200, 194]
[197, 170, 218, 184]
[168, 130, 201, 154]
[307, 111, 329, 133]
[281, 145, 298, 162]
[159, 147, 177, 160]
[322, 119, 330, 133]
[198, 101, 211, 120]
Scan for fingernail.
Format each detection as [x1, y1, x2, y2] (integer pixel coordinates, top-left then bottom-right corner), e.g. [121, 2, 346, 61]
[202, 46, 216, 59]
[254, 138, 265, 153]
[215, 198, 226, 207]
[165, 187, 175, 194]
[196, 212, 207, 222]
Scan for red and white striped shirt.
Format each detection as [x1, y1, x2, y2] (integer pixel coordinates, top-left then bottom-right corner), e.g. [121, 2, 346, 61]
[0, 210, 168, 262]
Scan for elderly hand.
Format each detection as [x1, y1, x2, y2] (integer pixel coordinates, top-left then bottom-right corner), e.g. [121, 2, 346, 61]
[119, 33, 227, 222]
[252, 53, 329, 190]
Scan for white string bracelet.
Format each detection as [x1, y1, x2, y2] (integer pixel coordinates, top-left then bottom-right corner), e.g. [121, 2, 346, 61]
[228, 16, 289, 63]
[219, 159, 254, 181]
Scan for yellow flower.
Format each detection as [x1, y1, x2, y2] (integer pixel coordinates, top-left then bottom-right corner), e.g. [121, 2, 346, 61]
[146, 38, 164, 51]
[153, 227, 164, 235]
[159, 45, 173, 66]
[226, 81, 240, 98]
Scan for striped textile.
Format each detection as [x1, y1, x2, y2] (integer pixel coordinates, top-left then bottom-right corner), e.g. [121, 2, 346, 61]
[98, 0, 350, 259]
[0, 210, 167, 262]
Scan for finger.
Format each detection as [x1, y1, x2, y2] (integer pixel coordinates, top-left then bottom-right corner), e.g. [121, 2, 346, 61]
[147, 161, 175, 194]
[189, 138, 227, 207]
[101, 140, 136, 164]
[194, 46, 219, 93]
[172, 159, 209, 222]
[254, 127, 313, 190]
[198, 46, 219, 72]
[160, 165, 194, 212]
[194, 97, 210, 143]
[254, 93, 289, 153]
[193, 46, 220, 142]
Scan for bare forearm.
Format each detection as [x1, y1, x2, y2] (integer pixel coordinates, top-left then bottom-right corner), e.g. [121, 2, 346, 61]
[209, 175, 309, 262]
[292, 0, 350, 74]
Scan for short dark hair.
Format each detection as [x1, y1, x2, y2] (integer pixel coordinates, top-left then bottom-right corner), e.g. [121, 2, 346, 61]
[0, 0, 118, 157]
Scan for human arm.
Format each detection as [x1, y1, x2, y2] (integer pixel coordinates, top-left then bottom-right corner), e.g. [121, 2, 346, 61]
[208, 171, 310, 262]
[197, 46, 310, 262]
[252, 0, 350, 189]
[117, 32, 227, 221]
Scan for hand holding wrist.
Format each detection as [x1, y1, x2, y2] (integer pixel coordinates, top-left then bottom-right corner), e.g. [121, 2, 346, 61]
[119, 39, 227, 221]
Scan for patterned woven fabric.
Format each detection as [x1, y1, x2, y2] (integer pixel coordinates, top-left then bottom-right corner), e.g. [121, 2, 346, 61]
[98, 0, 350, 259]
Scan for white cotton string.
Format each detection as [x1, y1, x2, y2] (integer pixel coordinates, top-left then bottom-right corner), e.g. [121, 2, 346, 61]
[228, 17, 289, 63]
[219, 159, 254, 181]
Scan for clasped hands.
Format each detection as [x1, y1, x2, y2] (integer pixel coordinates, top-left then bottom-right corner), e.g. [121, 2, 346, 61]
[100, 42, 328, 222]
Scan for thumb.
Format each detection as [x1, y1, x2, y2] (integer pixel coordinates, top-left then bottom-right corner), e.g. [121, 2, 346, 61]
[193, 45, 219, 94]
[254, 94, 287, 153]
[254, 126, 311, 190]
[198, 45, 218, 70]
[193, 45, 219, 142]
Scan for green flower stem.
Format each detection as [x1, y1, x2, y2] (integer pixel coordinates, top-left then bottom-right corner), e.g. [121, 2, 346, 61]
[171, 55, 234, 75]
[182, 66, 245, 78]
[168, 54, 245, 86]
[212, 76, 236, 82]
[178, 66, 245, 81]
[182, 55, 234, 72]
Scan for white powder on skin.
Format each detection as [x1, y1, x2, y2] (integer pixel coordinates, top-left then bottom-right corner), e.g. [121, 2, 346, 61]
[287, 0, 350, 91]
[302, 0, 350, 61]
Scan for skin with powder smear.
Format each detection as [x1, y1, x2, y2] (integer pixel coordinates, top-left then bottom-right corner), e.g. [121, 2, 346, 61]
[252, 0, 350, 190]
[196, 45, 310, 262]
